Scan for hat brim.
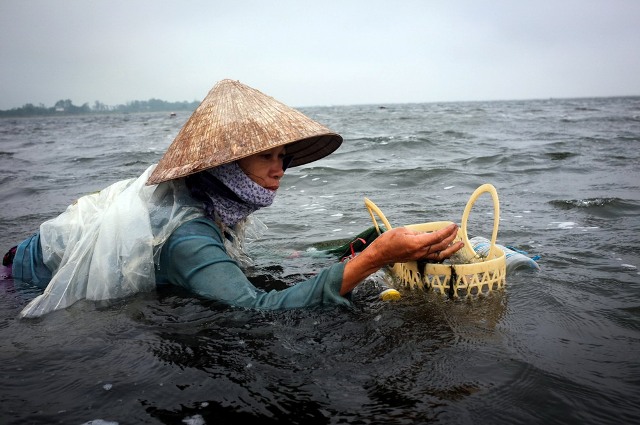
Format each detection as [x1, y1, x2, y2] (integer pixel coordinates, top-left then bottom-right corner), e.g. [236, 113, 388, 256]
[146, 79, 342, 185]
[283, 133, 343, 167]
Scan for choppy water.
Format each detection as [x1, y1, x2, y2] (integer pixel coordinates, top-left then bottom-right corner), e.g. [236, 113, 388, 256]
[1, 97, 639, 424]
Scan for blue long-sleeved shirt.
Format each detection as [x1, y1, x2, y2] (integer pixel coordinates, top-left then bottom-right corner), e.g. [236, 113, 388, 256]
[156, 217, 350, 308]
[13, 217, 351, 310]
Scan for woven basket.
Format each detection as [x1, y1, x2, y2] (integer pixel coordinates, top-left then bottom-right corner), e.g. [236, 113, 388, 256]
[364, 184, 507, 298]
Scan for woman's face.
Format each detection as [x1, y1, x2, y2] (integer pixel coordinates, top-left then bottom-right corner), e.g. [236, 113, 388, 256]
[237, 146, 286, 191]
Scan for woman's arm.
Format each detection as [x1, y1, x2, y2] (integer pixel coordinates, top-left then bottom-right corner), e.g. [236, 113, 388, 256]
[159, 218, 350, 309]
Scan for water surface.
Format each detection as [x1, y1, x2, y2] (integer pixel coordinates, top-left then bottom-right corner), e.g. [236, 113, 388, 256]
[1, 97, 639, 424]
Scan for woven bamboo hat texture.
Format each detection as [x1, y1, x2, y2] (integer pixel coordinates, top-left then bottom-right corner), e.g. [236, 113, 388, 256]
[146, 79, 343, 185]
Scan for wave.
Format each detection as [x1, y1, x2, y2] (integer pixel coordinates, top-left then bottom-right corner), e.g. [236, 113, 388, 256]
[549, 197, 640, 217]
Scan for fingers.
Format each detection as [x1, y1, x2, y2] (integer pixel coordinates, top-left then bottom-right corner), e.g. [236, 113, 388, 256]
[439, 242, 459, 258]
[421, 223, 458, 249]
[418, 224, 464, 261]
[428, 240, 464, 261]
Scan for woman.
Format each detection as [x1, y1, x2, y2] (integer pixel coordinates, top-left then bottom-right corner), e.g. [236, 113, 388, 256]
[6, 79, 463, 318]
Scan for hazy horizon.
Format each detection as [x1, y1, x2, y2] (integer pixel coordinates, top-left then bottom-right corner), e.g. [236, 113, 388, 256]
[4, 92, 640, 113]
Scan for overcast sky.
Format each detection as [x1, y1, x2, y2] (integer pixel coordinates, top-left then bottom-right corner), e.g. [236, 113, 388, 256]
[1, 0, 639, 110]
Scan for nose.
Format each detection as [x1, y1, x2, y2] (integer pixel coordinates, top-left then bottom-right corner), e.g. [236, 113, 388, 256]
[272, 159, 285, 180]
[273, 164, 284, 179]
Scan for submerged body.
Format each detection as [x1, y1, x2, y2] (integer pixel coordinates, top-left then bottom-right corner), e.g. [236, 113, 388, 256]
[9, 164, 352, 317]
[13, 217, 348, 311]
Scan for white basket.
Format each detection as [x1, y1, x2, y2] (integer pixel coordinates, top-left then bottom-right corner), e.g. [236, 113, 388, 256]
[364, 184, 507, 298]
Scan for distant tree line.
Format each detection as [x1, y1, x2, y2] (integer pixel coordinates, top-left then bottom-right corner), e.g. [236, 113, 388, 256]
[0, 98, 201, 117]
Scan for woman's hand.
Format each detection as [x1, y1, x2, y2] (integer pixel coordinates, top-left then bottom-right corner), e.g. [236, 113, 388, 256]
[340, 223, 464, 295]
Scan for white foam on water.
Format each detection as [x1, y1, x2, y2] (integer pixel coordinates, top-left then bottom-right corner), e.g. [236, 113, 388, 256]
[550, 221, 576, 229]
[182, 414, 205, 425]
[81, 421, 119, 425]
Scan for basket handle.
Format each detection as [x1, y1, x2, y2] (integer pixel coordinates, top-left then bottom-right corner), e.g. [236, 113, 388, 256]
[364, 197, 393, 235]
[460, 184, 500, 255]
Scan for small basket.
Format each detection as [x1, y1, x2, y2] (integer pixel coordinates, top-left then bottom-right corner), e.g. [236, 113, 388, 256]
[364, 184, 507, 298]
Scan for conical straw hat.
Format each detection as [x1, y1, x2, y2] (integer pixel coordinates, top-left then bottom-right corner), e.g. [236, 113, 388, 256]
[146, 79, 343, 185]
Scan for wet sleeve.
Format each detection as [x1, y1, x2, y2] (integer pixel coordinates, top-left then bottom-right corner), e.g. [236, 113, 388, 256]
[11, 233, 53, 289]
[158, 218, 351, 310]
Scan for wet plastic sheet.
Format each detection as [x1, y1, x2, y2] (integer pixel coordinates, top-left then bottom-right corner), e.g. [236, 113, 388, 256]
[20, 165, 203, 318]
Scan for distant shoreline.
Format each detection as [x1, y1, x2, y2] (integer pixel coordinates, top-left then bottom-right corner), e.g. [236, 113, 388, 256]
[3, 94, 639, 118]
[0, 98, 200, 118]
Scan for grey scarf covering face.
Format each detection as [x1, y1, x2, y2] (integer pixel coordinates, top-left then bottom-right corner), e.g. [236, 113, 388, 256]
[194, 162, 277, 227]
